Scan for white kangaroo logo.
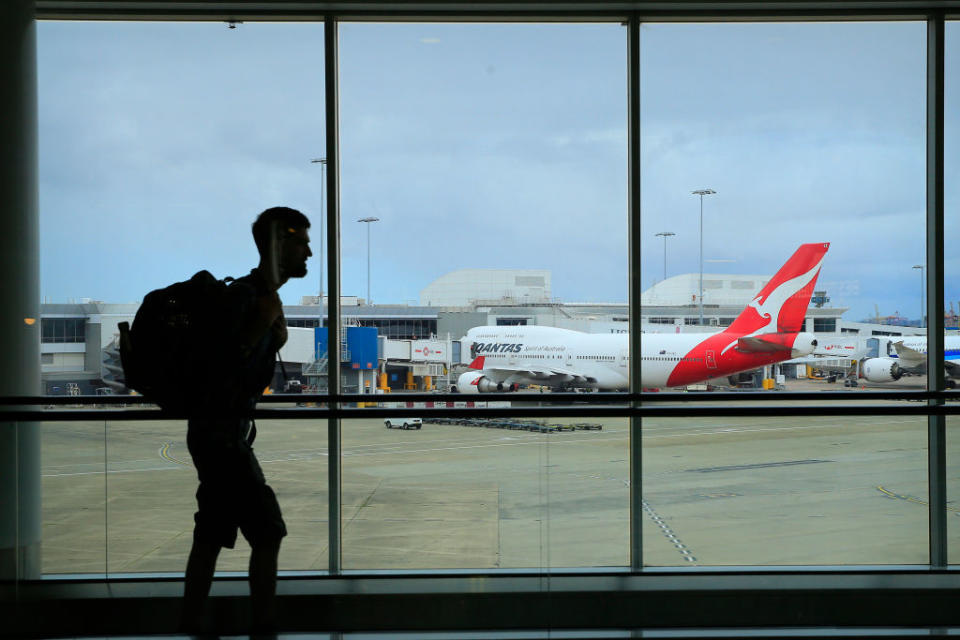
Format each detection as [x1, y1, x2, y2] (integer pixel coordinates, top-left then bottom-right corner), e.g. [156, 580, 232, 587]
[720, 257, 824, 356]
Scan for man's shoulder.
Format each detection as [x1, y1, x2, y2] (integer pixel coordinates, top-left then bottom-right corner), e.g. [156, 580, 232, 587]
[226, 271, 268, 301]
[230, 270, 261, 290]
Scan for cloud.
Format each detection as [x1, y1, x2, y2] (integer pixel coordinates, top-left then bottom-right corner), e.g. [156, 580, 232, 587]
[36, 20, 957, 322]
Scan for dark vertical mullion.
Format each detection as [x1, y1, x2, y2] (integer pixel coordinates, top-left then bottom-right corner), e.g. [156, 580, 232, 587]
[628, 13, 643, 572]
[324, 14, 342, 575]
[926, 12, 947, 569]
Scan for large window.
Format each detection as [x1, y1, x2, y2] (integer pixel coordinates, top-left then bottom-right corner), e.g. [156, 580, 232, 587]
[38, 21, 326, 307]
[813, 318, 837, 333]
[341, 415, 627, 569]
[24, 11, 957, 580]
[40, 318, 85, 343]
[640, 21, 927, 564]
[640, 22, 925, 331]
[643, 414, 929, 565]
[37, 20, 329, 574]
[338, 21, 628, 568]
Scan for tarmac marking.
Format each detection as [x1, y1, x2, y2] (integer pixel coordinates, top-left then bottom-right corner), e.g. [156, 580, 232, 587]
[641, 499, 697, 565]
[42, 466, 187, 478]
[877, 485, 960, 513]
[686, 459, 832, 473]
[159, 442, 190, 466]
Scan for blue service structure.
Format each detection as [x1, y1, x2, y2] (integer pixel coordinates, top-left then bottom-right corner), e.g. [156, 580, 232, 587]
[314, 326, 379, 370]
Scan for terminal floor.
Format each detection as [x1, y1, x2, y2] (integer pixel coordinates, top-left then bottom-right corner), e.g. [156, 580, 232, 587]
[36, 629, 960, 640]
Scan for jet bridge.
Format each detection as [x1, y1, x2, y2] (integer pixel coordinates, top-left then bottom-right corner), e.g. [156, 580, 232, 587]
[380, 336, 452, 391]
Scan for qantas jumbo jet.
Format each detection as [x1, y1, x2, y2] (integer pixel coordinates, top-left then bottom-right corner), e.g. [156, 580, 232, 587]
[454, 242, 829, 392]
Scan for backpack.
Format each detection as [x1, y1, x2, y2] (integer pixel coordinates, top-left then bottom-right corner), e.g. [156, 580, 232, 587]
[118, 270, 233, 413]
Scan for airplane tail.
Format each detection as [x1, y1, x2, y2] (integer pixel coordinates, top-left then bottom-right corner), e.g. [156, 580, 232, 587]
[725, 243, 830, 337]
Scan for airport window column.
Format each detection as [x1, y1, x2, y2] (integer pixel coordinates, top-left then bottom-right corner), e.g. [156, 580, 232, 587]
[926, 12, 947, 567]
[324, 13, 343, 575]
[628, 12, 644, 571]
[0, 0, 41, 581]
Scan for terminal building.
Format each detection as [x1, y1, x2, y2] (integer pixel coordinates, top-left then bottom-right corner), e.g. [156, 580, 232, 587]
[39, 269, 923, 396]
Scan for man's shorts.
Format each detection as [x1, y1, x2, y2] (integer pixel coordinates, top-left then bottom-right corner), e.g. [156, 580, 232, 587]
[187, 425, 287, 549]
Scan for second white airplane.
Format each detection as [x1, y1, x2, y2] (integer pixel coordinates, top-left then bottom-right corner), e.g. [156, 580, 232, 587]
[454, 242, 830, 392]
[860, 335, 960, 387]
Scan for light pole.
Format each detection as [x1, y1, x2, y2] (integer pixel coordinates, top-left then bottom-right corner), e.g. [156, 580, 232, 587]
[913, 264, 924, 329]
[310, 158, 326, 306]
[691, 188, 716, 325]
[655, 231, 675, 283]
[358, 216, 379, 304]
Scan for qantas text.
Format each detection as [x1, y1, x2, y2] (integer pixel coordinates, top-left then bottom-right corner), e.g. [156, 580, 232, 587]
[472, 342, 524, 354]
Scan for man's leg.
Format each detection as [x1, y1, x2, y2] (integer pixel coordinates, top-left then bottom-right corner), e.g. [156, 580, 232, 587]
[180, 538, 221, 631]
[249, 538, 282, 631]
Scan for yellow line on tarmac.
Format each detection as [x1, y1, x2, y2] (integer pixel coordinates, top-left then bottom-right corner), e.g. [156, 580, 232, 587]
[877, 485, 960, 513]
[159, 442, 190, 466]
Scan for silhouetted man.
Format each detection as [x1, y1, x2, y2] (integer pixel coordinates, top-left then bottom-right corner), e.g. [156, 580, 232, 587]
[180, 206, 312, 634]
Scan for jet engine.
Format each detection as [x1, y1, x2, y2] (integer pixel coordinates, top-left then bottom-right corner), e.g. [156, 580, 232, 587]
[790, 332, 819, 358]
[861, 357, 902, 383]
[453, 371, 519, 394]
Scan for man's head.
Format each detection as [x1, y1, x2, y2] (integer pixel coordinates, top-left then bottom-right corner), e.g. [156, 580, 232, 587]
[252, 206, 312, 284]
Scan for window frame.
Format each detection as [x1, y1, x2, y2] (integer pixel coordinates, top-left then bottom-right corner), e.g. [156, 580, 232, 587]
[12, 1, 956, 580]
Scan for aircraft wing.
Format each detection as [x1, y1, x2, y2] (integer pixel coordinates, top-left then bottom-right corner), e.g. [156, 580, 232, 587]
[892, 341, 926, 369]
[737, 336, 790, 353]
[945, 360, 960, 378]
[479, 363, 597, 384]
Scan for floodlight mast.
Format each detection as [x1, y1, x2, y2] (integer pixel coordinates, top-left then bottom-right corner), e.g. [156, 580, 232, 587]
[913, 264, 925, 328]
[655, 231, 676, 283]
[310, 158, 327, 308]
[691, 188, 716, 325]
[358, 216, 380, 304]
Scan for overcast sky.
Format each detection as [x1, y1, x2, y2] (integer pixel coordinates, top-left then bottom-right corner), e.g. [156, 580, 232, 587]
[36, 20, 960, 323]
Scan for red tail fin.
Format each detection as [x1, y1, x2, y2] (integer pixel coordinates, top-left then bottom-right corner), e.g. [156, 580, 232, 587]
[726, 243, 829, 336]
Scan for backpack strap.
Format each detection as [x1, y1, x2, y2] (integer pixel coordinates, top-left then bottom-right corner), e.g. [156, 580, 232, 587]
[277, 350, 289, 383]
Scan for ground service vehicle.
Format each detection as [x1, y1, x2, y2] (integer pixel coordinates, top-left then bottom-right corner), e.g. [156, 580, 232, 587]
[384, 417, 422, 430]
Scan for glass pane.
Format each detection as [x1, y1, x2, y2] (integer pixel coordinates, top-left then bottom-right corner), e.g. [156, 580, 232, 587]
[643, 412, 928, 565]
[342, 412, 627, 569]
[947, 21, 960, 565]
[104, 419, 195, 574]
[105, 418, 328, 574]
[42, 420, 106, 574]
[38, 20, 327, 573]
[640, 22, 925, 393]
[38, 21, 325, 306]
[948, 413, 960, 566]
[337, 21, 628, 401]
[337, 22, 628, 568]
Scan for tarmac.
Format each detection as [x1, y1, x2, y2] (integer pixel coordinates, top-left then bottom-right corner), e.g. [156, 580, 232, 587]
[37, 376, 958, 575]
